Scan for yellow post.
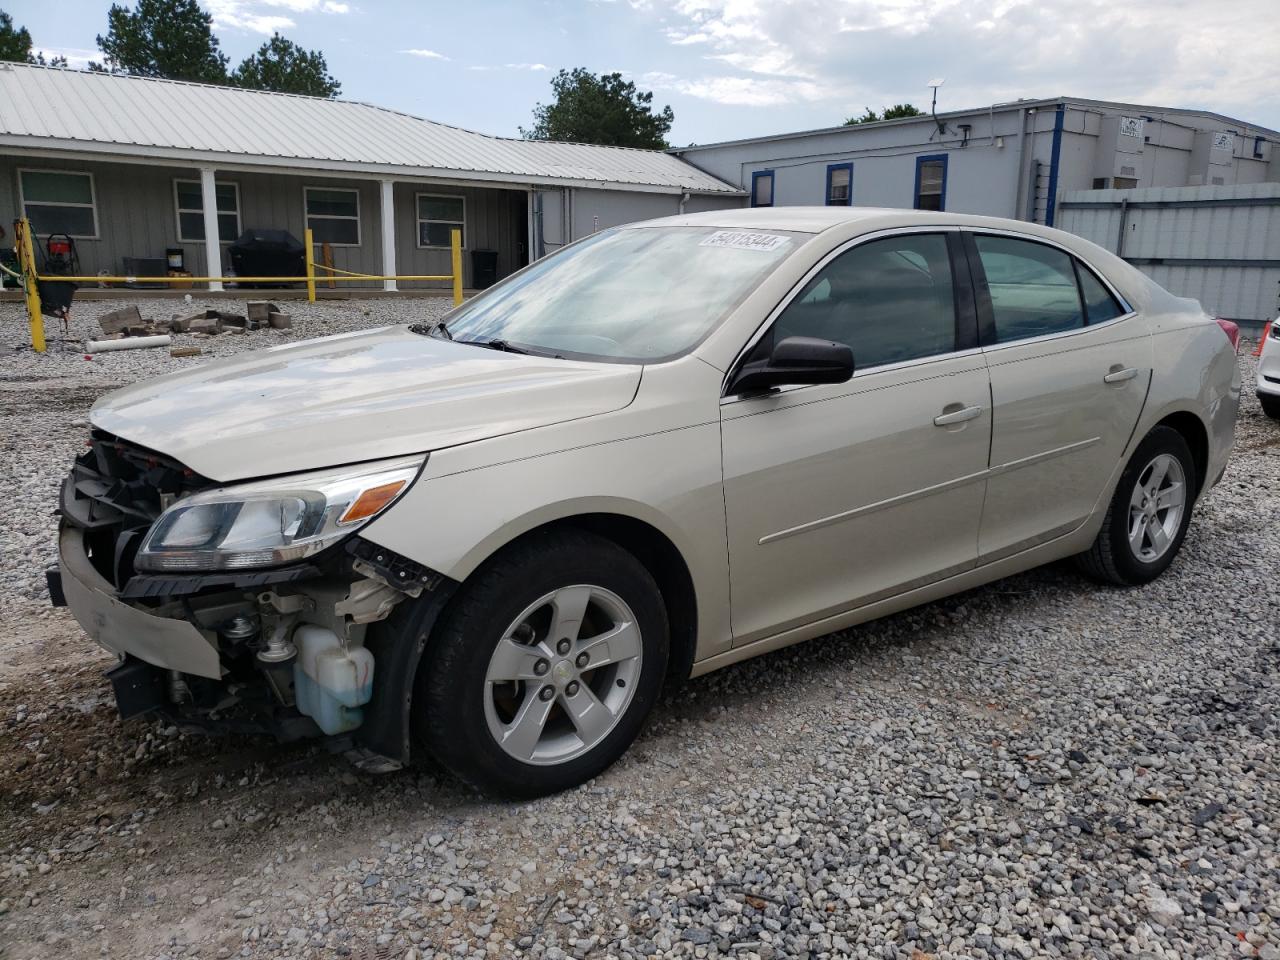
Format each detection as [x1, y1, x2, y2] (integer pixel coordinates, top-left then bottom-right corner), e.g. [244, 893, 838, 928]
[304, 227, 317, 303]
[450, 228, 464, 306]
[15, 219, 45, 353]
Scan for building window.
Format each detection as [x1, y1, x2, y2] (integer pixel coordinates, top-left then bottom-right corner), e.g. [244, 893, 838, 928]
[416, 194, 466, 248]
[19, 169, 98, 238]
[826, 163, 853, 206]
[751, 170, 774, 207]
[1255, 136, 1266, 159]
[304, 187, 360, 246]
[913, 155, 947, 211]
[174, 180, 240, 244]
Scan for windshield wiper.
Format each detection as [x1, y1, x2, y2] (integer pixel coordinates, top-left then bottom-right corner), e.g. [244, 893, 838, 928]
[407, 320, 452, 339]
[462, 338, 533, 355]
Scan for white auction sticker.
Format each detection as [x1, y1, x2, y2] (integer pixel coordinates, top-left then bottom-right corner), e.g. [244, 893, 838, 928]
[699, 231, 790, 252]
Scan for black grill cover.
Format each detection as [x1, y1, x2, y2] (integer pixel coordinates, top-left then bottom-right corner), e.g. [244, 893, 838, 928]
[227, 229, 306, 285]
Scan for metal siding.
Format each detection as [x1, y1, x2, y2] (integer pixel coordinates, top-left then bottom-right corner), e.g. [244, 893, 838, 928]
[1058, 182, 1280, 321]
[570, 189, 680, 237]
[682, 194, 746, 213]
[679, 109, 1032, 219]
[0, 64, 738, 195]
[394, 183, 525, 290]
[11, 156, 189, 277]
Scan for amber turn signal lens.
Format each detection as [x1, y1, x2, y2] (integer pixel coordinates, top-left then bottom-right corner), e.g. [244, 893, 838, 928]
[338, 481, 407, 525]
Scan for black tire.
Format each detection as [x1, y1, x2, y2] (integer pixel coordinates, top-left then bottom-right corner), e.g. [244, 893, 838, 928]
[1075, 425, 1197, 586]
[414, 529, 669, 797]
[1260, 394, 1280, 420]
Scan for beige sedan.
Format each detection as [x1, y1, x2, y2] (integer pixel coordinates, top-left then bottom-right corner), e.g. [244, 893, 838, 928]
[58, 208, 1240, 796]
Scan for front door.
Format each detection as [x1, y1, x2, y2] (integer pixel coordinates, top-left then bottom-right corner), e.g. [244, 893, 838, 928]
[966, 231, 1153, 560]
[721, 230, 992, 646]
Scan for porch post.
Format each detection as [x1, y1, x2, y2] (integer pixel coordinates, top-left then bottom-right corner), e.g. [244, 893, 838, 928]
[379, 179, 397, 292]
[199, 166, 223, 291]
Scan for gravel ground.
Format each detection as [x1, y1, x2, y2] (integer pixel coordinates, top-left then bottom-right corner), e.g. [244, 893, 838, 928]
[0, 299, 1277, 960]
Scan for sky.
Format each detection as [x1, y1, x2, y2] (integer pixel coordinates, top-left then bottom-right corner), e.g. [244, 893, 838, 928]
[14, 0, 1280, 145]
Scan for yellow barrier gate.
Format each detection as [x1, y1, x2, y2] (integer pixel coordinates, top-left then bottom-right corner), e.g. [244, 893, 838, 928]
[12, 221, 464, 353]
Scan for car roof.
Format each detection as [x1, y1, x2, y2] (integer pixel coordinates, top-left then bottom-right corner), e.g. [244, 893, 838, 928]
[629, 205, 1116, 251]
[629, 206, 914, 234]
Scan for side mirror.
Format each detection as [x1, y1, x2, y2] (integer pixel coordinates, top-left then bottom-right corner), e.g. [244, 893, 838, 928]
[728, 336, 854, 395]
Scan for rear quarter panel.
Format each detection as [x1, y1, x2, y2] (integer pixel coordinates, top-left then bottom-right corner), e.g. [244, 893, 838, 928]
[1138, 298, 1240, 496]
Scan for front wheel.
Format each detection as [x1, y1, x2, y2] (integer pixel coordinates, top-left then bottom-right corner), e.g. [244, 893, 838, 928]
[415, 530, 669, 797]
[1075, 425, 1197, 586]
[1260, 393, 1280, 420]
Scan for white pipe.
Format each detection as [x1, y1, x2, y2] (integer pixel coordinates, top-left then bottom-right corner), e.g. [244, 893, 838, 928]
[85, 335, 172, 353]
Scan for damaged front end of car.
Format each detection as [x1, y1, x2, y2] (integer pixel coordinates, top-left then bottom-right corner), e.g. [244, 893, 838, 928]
[50, 431, 453, 772]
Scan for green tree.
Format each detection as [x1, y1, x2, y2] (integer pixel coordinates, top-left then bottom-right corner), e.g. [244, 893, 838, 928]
[845, 103, 924, 125]
[882, 103, 924, 120]
[94, 0, 228, 83]
[522, 68, 674, 149]
[231, 32, 340, 97]
[0, 9, 67, 65]
[0, 9, 32, 62]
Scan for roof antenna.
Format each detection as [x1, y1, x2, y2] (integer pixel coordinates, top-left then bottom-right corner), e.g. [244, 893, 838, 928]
[927, 78, 946, 138]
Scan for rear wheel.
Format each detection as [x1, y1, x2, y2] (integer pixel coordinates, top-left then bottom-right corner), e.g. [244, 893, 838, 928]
[1075, 426, 1197, 586]
[1260, 394, 1280, 420]
[415, 530, 668, 797]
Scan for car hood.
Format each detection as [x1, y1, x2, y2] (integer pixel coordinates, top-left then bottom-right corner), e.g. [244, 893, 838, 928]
[90, 326, 642, 482]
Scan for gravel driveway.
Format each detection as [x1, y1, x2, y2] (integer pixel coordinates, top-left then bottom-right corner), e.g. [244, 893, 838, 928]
[1, 298, 1277, 960]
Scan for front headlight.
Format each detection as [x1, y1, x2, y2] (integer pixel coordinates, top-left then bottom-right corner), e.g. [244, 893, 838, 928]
[134, 455, 425, 572]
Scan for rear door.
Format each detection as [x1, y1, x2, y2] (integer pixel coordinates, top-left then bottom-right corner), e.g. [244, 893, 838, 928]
[966, 231, 1153, 561]
[720, 229, 992, 646]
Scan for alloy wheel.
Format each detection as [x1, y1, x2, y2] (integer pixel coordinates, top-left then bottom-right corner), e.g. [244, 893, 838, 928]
[482, 585, 643, 765]
[1127, 453, 1186, 563]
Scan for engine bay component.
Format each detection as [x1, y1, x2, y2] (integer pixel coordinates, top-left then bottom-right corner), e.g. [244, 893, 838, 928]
[293, 624, 374, 735]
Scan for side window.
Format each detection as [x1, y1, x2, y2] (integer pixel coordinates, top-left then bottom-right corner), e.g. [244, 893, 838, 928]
[1076, 263, 1126, 324]
[767, 233, 957, 370]
[973, 235, 1083, 343]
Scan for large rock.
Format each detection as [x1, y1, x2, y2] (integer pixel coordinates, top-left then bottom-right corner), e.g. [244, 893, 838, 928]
[98, 306, 143, 335]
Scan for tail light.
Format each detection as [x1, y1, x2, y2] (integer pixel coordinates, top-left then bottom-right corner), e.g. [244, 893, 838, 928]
[1215, 318, 1240, 354]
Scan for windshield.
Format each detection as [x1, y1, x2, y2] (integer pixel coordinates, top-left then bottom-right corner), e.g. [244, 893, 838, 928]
[440, 225, 802, 362]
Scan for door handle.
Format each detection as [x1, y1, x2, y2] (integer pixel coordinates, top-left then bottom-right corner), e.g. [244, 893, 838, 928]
[933, 405, 984, 426]
[1104, 366, 1139, 384]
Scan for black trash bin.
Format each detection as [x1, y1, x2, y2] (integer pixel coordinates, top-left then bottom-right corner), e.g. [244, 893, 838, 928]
[470, 249, 499, 289]
[228, 229, 306, 287]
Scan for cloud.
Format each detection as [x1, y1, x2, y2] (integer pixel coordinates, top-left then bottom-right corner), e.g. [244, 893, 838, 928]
[402, 49, 449, 60]
[636, 0, 1280, 125]
[467, 63, 551, 72]
[28, 46, 98, 68]
[643, 70, 824, 107]
[208, 0, 350, 34]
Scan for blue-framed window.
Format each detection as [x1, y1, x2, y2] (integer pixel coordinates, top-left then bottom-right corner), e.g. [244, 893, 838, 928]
[914, 154, 948, 211]
[751, 169, 774, 207]
[825, 162, 853, 205]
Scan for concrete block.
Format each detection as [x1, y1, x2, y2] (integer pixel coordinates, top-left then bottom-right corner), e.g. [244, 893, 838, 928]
[247, 301, 278, 323]
[98, 306, 143, 335]
[267, 312, 292, 329]
[188, 316, 222, 335]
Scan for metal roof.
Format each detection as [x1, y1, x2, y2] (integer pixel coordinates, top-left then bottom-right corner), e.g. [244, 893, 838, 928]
[0, 62, 740, 195]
